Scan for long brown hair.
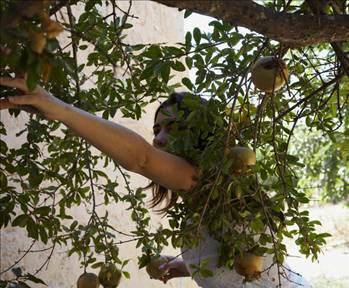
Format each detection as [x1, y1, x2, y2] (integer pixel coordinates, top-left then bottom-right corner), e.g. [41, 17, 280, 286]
[147, 92, 205, 213]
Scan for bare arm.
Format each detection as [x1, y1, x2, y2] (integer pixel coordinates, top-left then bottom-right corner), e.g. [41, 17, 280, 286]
[0, 77, 198, 191]
[61, 104, 198, 190]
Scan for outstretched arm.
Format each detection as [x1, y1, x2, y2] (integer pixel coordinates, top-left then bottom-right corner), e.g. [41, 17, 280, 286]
[0, 77, 198, 191]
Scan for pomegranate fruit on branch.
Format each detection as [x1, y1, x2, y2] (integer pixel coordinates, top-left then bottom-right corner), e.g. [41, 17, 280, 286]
[234, 253, 264, 282]
[251, 56, 289, 92]
[146, 255, 169, 279]
[98, 263, 121, 288]
[77, 272, 99, 288]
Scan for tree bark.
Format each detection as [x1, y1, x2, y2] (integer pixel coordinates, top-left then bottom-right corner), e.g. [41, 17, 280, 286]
[3, 0, 349, 47]
[151, 0, 349, 47]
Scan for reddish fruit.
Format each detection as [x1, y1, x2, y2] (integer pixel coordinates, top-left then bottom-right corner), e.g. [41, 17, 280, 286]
[77, 273, 99, 288]
[145, 256, 168, 279]
[235, 253, 264, 282]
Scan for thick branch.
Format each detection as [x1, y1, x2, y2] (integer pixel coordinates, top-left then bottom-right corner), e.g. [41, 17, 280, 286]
[152, 0, 349, 47]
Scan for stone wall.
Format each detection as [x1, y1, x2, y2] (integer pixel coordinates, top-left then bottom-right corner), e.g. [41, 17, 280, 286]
[0, 1, 197, 287]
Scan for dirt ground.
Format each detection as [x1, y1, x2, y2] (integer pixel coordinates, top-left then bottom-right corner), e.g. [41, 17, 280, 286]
[284, 203, 349, 288]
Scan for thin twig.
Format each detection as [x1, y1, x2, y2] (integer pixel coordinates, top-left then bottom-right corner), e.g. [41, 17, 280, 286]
[0, 240, 37, 275]
[274, 72, 344, 122]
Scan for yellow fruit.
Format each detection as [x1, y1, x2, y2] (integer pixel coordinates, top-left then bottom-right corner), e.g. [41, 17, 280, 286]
[251, 56, 288, 92]
[229, 146, 256, 174]
[39, 11, 50, 25]
[98, 263, 121, 288]
[45, 20, 64, 39]
[235, 253, 264, 282]
[40, 11, 64, 39]
[77, 273, 100, 288]
[42, 62, 52, 82]
[145, 256, 168, 279]
[30, 31, 47, 54]
[236, 109, 252, 130]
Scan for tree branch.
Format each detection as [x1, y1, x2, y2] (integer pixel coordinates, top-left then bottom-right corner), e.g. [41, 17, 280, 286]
[275, 72, 344, 122]
[151, 0, 349, 46]
[4, 0, 348, 47]
[50, 0, 79, 15]
[306, 0, 349, 76]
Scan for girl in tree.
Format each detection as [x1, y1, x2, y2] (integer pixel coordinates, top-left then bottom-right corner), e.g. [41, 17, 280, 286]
[0, 77, 310, 287]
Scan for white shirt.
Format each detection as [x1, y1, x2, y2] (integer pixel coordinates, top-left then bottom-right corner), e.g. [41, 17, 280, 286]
[181, 228, 312, 288]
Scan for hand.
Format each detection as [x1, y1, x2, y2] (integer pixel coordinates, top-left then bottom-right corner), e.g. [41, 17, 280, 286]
[158, 257, 190, 284]
[0, 77, 67, 121]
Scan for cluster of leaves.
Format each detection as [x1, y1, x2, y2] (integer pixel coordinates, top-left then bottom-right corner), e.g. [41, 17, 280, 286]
[293, 122, 349, 204]
[0, 0, 348, 286]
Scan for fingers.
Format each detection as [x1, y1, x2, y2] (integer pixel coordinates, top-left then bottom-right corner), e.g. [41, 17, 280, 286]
[0, 77, 29, 92]
[161, 277, 169, 284]
[0, 98, 18, 110]
[160, 271, 171, 284]
[9, 95, 36, 105]
[159, 259, 177, 270]
[0, 100, 40, 114]
[158, 263, 170, 283]
[0, 95, 38, 112]
[159, 263, 170, 272]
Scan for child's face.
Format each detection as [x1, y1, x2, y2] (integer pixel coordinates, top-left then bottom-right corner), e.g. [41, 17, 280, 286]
[152, 106, 177, 149]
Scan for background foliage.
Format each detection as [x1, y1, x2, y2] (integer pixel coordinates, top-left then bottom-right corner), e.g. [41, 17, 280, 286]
[0, 0, 348, 286]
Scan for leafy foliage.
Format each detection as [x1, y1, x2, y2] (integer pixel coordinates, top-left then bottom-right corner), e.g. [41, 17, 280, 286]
[0, 0, 348, 286]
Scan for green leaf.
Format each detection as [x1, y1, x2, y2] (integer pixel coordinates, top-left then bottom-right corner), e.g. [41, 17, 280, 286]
[132, 44, 146, 51]
[298, 196, 310, 203]
[182, 77, 194, 90]
[185, 32, 192, 50]
[25, 273, 47, 285]
[123, 23, 133, 29]
[160, 63, 171, 83]
[184, 10, 192, 18]
[26, 69, 39, 91]
[185, 56, 193, 69]
[143, 45, 162, 59]
[166, 46, 183, 56]
[193, 28, 201, 45]
[0, 172, 8, 188]
[39, 227, 48, 244]
[171, 61, 186, 72]
[91, 262, 104, 269]
[27, 217, 39, 240]
[200, 268, 214, 278]
[12, 214, 29, 227]
[140, 64, 155, 80]
[318, 233, 332, 238]
[250, 217, 265, 232]
[122, 271, 130, 279]
[34, 206, 51, 216]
